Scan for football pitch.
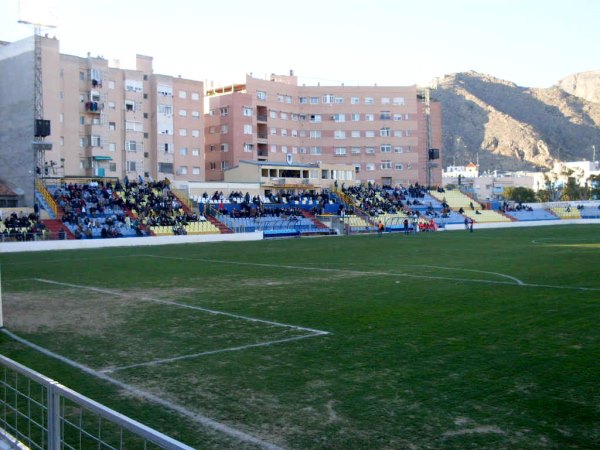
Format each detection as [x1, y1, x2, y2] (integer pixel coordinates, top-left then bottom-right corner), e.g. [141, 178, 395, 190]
[0, 224, 598, 449]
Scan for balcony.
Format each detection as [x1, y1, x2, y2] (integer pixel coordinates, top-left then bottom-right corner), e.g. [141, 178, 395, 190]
[85, 102, 103, 114]
[257, 114, 268, 122]
[257, 133, 268, 141]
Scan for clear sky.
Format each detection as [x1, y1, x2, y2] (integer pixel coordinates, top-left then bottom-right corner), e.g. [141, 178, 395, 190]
[1, 0, 598, 88]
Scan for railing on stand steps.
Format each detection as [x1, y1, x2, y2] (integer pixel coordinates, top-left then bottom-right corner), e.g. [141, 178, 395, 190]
[35, 179, 58, 217]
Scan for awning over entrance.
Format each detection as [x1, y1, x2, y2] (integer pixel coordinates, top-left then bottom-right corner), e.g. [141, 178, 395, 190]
[92, 156, 112, 161]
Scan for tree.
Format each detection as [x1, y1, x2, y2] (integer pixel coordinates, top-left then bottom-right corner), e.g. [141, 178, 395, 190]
[504, 186, 536, 203]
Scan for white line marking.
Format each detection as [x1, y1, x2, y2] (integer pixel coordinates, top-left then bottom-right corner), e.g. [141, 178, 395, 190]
[102, 333, 325, 374]
[409, 264, 525, 285]
[33, 278, 329, 335]
[143, 255, 600, 291]
[1, 329, 285, 450]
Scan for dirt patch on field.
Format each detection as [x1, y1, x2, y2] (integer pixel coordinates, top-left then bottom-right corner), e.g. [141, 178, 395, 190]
[4, 289, 134, 335]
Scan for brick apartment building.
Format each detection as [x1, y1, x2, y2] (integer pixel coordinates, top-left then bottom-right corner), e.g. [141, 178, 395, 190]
[205, 72, 442, 186]
[0, 36, 441, 207]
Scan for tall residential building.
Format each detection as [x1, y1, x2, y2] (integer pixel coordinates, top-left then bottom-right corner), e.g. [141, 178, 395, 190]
[205, 72, 442, 186]
[0, 36, 204, 206]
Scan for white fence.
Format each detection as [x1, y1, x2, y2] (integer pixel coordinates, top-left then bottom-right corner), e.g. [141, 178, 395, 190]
[0, 355, 194, 450]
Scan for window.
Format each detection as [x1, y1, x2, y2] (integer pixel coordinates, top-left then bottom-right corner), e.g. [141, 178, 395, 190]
[180, 147, 188, 156]
[322, 94, 334, 104]
[127, 161, 138, 172]
[108, 80, 115, 90]
[179, 128, 187, 137]
[125, 80, 143, 92]
[281, 146, 288, 153]
[192, 129, 200, 137]
[380, 144, 392, 153]
[365, 97, 374, 104]
[334, 96, 344, 104]
[221, 161, 228, 170]
[158, 103, 172, 115]
[126, 140, 138, 152]
[109, 163, 117, 172]
[309, 114, 322, 123]
[351, 96, 360, 104]
[310, 130, 322, 139]
[280, 112, 288, 120]
[108, 101, 116, 110]
[281, 128, 288, 136]
[178, 90, 187, 99]
[220, 107, 229, 117]
[243, 124, 253, 135]
[405, 129, 411, 137]
[243, 106, 252, 116]
[91, 135, 102, 147]
[334, 130, 346, 139]
[243, 143, 254, 152]
[79, 137, 87, 148]
[277, 94, 285, 103]
[299, 96, 308, 104]
[158, 162, 174, 173]
[310, 146, 322, 155]
[257, 90, 266, 100]
[394, 130, 403, 137]
[365, 130, 375, 138]
[79, 116, 85, 125]
[351, 130, 361, 138]
[157, 85, 173, 96]
[270, 127, 277, 135]
[221, 143, 229, 152]
[393, 97, 405, 105]
[310, 97, 319, 104]
[332, 113, 345, 122]
[163, 143, 172, 153]
[354, 164, 361, 173]
[192, 110, 200, 118]
[351, 147, 361, 154]
[393, 113, 403, 121]
[79, 71, 85, 81]
[365, 114, 374, 121]
[179, 109, 187, 117]
[178, 166, 188, 175]
[192, 148, 200, 156]
[291, 113, 298, 121]
[381, 97, 390, 104]
[380, 127, 391, 137]
[351, 113, 360, 122]
[270, 110, 277, 119]
[381, 160, 392, 169]
[299, 147, 307, 154]
[220, 125, 228, 134]
[394, 146, 404, 153]
[366, 163, 375, 171]
[125, 120, 144, 131]
[191, 92, 200, 100]
[291, 129, 298, 137]
[192, 166, 201, 175]
[366, 146, 375, 154]
[395, 163, 404, 171]
[270, 144, 277, 153]
[380, 111, 391, 120]
[108, 142, 116, 152]
[334, 147, 347, 156]
[125, 100, 136, 112]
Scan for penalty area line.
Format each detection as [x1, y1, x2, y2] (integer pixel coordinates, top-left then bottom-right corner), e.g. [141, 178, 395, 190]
[1, 329, 285, 450]
[32, 278, 329, 335]
[101, 332, 327, 374]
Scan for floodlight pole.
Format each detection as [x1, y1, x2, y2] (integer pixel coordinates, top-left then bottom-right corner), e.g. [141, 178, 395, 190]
[0, 264, 3, 328]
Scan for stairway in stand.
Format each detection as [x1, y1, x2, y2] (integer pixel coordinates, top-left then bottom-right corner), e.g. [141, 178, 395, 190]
[206, 215, 233, 234]
[43, 219, 75, 240]
[300, 210, 331, 232]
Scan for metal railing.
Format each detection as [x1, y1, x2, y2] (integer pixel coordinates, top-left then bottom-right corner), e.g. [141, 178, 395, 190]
[0, 355, 194, 450]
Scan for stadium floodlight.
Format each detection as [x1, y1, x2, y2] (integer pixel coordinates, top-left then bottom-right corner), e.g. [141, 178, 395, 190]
[18, 0, 58, 28]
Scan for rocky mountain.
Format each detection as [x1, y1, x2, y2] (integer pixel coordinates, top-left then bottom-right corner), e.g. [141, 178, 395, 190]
[431, 71, 600, 172]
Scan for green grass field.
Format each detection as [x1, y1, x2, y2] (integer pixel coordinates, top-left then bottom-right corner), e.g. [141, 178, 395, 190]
[0, 225, 598, 449]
